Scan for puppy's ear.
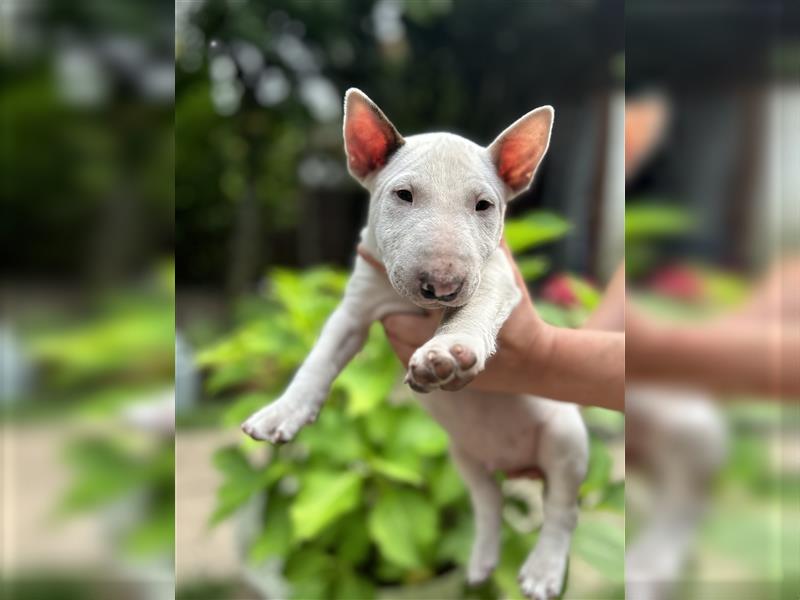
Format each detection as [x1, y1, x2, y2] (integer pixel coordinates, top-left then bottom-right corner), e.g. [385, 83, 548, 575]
[488, 106, 554, 197]
[343, 88, 404, 181]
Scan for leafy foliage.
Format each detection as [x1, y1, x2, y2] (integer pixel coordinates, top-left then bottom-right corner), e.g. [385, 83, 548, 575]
[59, 436, 175, 558]
[505, 211, 572, 255]
[202, 261, 623, 599]
[625, 201, 694, 278]
[625, 202, 695, 241]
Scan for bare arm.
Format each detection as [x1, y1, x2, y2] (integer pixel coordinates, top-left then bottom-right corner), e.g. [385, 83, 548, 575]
[384, 247, 626, 410]
[626, 308, 800, 399]
[626, 256, 800, 399]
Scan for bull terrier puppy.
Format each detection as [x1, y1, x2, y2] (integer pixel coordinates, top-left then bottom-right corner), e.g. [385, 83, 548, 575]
[242, 89, 589, 600]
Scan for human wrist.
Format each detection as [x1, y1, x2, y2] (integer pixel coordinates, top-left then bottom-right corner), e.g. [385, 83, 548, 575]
[523, 317, 557, 374]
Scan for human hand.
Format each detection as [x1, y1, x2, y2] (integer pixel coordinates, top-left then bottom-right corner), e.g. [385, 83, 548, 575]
[381, 242, 553, 395]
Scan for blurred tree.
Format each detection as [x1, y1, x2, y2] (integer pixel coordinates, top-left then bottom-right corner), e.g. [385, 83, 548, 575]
[175, 0, 622, 294]
[0, 0, 173, 286]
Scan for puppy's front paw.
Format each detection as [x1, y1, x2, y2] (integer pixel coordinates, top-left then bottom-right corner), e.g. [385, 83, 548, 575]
[241, 398, 318, 443]
[405, 335, 484, 393]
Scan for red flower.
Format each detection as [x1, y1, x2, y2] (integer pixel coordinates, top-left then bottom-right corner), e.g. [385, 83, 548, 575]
[649, 265, 705, 301]
[541, 274, 578, 307]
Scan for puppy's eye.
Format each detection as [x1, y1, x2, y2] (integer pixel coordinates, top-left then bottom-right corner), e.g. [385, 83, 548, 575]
[475, 199, 493, 211]
[395, 189, 413, 203]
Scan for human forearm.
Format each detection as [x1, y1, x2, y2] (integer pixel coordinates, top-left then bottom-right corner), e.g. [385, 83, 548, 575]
[626, 316, 800, 399]
[512, 323, 623, 410]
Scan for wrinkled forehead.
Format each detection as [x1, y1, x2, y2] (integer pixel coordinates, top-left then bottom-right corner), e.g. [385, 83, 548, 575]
[375, 133, 505, 199]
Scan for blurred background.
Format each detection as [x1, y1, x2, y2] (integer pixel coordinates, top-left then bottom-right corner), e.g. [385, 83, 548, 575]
[175, 1, 624, 599]
[624, 2, 799, 599]
[1, 1, 175, 599]
[4, 1, 797, 600]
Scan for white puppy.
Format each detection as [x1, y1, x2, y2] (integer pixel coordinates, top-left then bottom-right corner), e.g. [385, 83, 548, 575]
[242, 89, 589, 600]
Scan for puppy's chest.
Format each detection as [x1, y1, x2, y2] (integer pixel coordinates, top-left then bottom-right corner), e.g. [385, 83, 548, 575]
[419, 390, 554, 472]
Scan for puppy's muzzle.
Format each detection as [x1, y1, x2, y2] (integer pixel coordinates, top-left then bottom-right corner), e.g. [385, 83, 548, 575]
[418, 272, 464, 302]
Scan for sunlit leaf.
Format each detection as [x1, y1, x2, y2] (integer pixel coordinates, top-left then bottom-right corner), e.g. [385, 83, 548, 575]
[580, 435, 613, 498]
[625, 202, 694, 240]
[516, 255, 551, 281]
[566, 274, 600, 311]
[290, 470, 362, 541]
[390, 410, 449, 457]
[429, 459, 466, 507]
[209, 446, 267, 525]
[504, 211, 571, 253]
[572, 518, 624, 582]
[250, 492, 292, 562]
[369, 456, 424, 486]
[368, 487, 438, 569]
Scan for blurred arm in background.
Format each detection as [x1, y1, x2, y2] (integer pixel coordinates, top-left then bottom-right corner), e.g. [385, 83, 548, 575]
[626, 256, 800, 399]
[384, 251, 799, 408]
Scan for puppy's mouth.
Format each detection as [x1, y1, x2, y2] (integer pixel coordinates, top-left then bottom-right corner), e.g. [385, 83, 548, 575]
[410, 284, 472, 309]
[387, 267, 473, 308]
[413, 295, 467, 309]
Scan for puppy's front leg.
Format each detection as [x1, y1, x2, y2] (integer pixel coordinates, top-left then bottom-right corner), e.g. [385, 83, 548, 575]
[406, 249, 520, 393]
[242, 261, 391, 443]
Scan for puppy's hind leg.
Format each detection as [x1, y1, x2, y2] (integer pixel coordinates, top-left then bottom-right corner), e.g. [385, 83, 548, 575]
[451, 445, 503, 586]
[518, 408, 588, 600]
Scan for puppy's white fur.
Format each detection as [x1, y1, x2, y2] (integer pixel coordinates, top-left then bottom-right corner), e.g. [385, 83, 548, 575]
[242, 89, 588, 600]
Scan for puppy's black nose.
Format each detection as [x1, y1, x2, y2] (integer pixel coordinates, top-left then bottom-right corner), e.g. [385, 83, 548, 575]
[419, 274, 463, 302]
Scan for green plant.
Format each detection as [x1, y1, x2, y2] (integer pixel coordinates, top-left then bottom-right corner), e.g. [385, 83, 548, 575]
[625, 201, 694, 278]
[23, 266, 178, 563]
[505, 210, 571, 283]
[202, 250, 623, 599]
[59, 435, 175, 559]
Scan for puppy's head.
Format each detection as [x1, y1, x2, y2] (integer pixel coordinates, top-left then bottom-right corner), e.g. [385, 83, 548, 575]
[343, 88, 553, 308]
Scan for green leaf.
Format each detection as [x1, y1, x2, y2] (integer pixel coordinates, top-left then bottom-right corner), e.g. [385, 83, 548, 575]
[566, 274, 600, 311]
[209, 446, 267, 525]
[572, 518, 624, 582]
[597, 481, 625, 512]
[290, 471, 363, 541]
[299, 404, 366, 464]
[504, 211, 571, 253]
[221, 393, 275, 427]
[516, 256, 551, 281]
[368, 487, 438, 569]
[534, 301, 574, 328]
[369, 456, 424, 486]
[212, 446, 254, 479]
[59, 439, 143, 513]
[580, 436, 613, 498]
[436, 511, 473, 564]
[336, 514, 372, 564]
[625, 203, 694, 240]
[336, 322, 400, 417]
[430, 460, 466, 507]
[249, 492, 292, 562]
[390, 410, 449, 457]
[581, 407, 625, 436]
[123, 505, 175, 557]
[285, 550, 334, 600]
[333, 569, 376, 600]
[210, 480, 258, 525]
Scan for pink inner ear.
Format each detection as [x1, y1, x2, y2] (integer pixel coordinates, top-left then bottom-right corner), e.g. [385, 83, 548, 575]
[497, 135, 544, 192]
[345, 102, 395, 178]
